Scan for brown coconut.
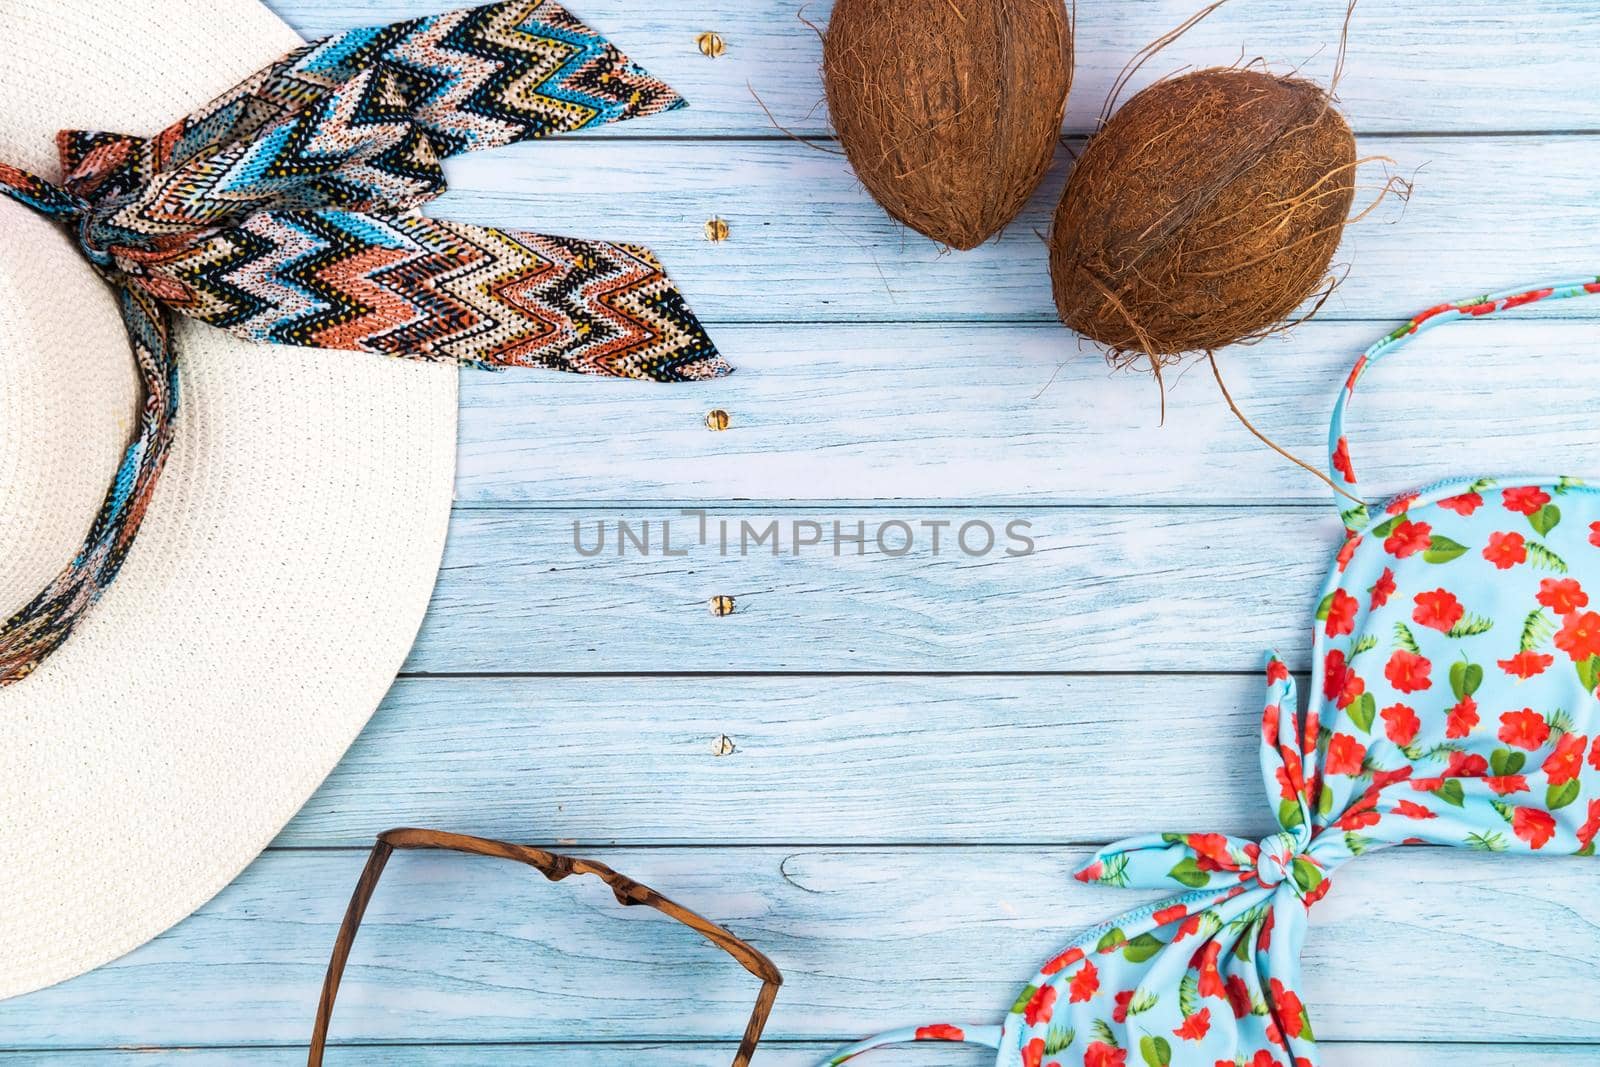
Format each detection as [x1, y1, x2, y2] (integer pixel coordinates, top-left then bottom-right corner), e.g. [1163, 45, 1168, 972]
[1050, 69, 1358, 361]
[824, 0, 1074, 251]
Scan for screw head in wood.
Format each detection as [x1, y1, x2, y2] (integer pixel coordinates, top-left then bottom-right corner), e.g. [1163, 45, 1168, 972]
[696, 31, 726, 58]
[709, 594, 736, 616]
[705, 408, 731, 431]
[704, 216, 731, 242]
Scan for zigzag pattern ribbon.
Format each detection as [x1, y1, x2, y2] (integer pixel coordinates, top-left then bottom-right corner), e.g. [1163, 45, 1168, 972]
[0, 1, 727, 686]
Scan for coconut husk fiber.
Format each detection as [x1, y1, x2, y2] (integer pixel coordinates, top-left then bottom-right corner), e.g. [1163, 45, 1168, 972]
[824, 0, 1073, 251]
[1050, 68, 1358, 363]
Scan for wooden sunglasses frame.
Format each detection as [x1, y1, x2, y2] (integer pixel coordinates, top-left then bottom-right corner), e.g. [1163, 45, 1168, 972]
[308, 828, 783, 1066]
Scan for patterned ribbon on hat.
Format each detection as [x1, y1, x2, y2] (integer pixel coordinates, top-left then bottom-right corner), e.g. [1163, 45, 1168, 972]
[0, 1, 727, 686]
[826, 279, 1600, 1067]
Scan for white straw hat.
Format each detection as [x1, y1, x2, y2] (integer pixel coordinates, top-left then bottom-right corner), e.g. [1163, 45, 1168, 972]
[0, 0, 458, 998]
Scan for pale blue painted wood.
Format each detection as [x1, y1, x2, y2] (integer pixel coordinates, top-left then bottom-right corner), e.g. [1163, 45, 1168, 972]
[271, 1, 1600, 136]
[274, 674, 1275, 847]
[408, 506, 1339, 674]
[0, 848, 1595, 1046]
[426, 135, 1600, 324]
[1, 1045, 1593, 1066]
[455, 319, 1600, 506]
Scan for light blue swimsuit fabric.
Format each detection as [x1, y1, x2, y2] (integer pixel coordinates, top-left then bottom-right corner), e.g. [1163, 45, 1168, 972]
[826, 278, 1600, 1067]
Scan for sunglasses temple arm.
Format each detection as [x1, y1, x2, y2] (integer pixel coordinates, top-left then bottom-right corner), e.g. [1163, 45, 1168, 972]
[308, 840, 396, 1067]
[733, 978, 782, 1067]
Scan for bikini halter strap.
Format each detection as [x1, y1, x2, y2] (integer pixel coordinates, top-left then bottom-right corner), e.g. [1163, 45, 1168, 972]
[1328, 277, 1600, 533]
[821, 1023, 1004, 1064]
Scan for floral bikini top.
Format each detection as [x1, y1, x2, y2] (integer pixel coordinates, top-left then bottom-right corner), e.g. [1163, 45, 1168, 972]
[827, 277, 1600, 1067]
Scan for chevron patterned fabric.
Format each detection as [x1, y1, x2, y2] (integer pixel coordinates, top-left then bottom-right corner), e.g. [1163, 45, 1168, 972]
[0, 1, 728, 686]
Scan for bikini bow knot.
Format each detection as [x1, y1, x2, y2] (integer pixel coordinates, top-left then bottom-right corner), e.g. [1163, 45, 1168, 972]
[0, 1, 727, 687]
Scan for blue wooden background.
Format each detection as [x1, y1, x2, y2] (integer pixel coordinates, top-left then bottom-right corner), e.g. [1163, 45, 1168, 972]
[5, 0, 1600, 1062]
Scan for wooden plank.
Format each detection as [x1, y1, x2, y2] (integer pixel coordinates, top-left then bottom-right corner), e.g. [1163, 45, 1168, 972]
[409, 505, 1337, 674]
[456, 319, 1600, 506]
[2, 848, 1595, 1046]
[268, 1, 1600, 136]
[427, 135, 1600, 324]
[277, 674, 1274, 847]
[4, 1044, 1593, 1065]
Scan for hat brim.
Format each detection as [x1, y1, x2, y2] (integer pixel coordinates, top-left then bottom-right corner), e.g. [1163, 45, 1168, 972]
[0, 0, 457, 997]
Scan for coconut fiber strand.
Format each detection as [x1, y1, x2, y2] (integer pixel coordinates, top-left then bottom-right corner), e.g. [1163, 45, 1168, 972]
[825, 0, 1073, 250]
[1051, 69, 1357, 362]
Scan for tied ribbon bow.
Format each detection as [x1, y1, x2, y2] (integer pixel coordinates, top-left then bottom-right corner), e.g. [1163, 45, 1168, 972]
[0, 1, 726, 687]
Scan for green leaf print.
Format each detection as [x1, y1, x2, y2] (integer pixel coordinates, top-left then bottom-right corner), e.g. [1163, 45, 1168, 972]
[1424, 536, 1469, 564]
[1341, 503, 1371, 531]
[1522, 609, 1557, 653]
[1279, 799, 1306, 830]
[1351, 633, 1378, 657]
[1434, 779, 1466, 807]
[1045, 1025, 1076, 1055]
[1168, 857, 1210, 888]
[1097, 928, 1126, 954]
[1529, 504, 1562, 536]
[1490, 748, 1526, 776]
[1127, 989, 1159, 1016]
[1010, 984, 1040, 1014]
[1446, 615, 1495, 639]
[1178, 971, 1201, 1018]
[1394, 622, 1422, 654]
[1556, 476, 1587, 494]
[1123, 933, 1166, 963]
[1092, 1019, 1118, 1047]
[1548, 780, 1581, 810]
[1527, 540, 1569, 574]
[1577, 656, 1600, 697]
[1344, 832, 1372, 856]
[1467, 831, 1508, 852]
[1348, 692, 1377, 733]
[1140, 1035, 1173, 1067]
[1549, 709, 1575, 737]
[1491, 800, 1515, 824]
[1291, 858, 1324, 897]
[1450, 659, 1484, 700]
[1316, 592, 1334, 621]
[1369, 513, 1401, 539]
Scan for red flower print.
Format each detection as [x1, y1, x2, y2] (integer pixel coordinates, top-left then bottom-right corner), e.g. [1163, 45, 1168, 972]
[915, 1024, 965, 1042]
[1391, 799, 1436, 819]
[1337, 806, 1381, 831]
[1040, 946, 1084, 975]
[1412, 589, 1464, 633]
[1113, 988, 1134, 1023]
[1257, 907, 1275, 952]
[1270, 979, 1307, 1038]
[1512, 806, 1557, 850]
[1175, 913, 1204, 941]
[1542, 732, 1588, 785]
[1438, 492, 1483, 516]
[1074, 862, 1102, 884]
[1276, 750, 1305, 801]
[1263, 701, 1281, 743]
[1245, 1055, 1285, 1067]
[1484, 531, 1528, 570]
[1332, 436, 1356, 483]
[1591, 521, 1600, 548]
[1485, 775, 1529, 796]
[1175, 1008, 1212, 1041]
[1385, 650, 1433, 694]
[1381, 703, 1421, 746]
[1370, 568, 1397, 608]
[1446, 696, 1479, 738]
[1445, 750, 1488, 778]
[1578, 799, 1600, 849]
[1189, 833, 1238, 872]
[1336, 533, 1360, 572]
[1325, 733, 1367, 776]
[1502, 486, 1551, 516]
[1068, 959, 1099, 1003]
[1021, 1037, 1045, 1067]
[1554, 611, 1600, 663]
[1325, 589, 1360, 637]
[1498, 651, 1554, 680]
[1387, 492, 1419, 515]
[1225, 974, 1253, 1018]
[1083, 1042, 1126, 1067]
[1023, 983, 1057, 1027]
[1384, 519, 1432, 558]
[1499, 709, 1551, 750]
[1267, 658, 1290, 685]
[1194, 941, 1224, 996]
[1323, 650, 1366, 707]
[1592, 734, 1600, 772]
[1154, 904, 1187, 926]
[1537, 578, 1589, 614]
[1373, 765, 1413, 788]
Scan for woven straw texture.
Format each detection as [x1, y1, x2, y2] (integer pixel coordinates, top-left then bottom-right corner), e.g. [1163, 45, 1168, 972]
[0, 0, 457, 998]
